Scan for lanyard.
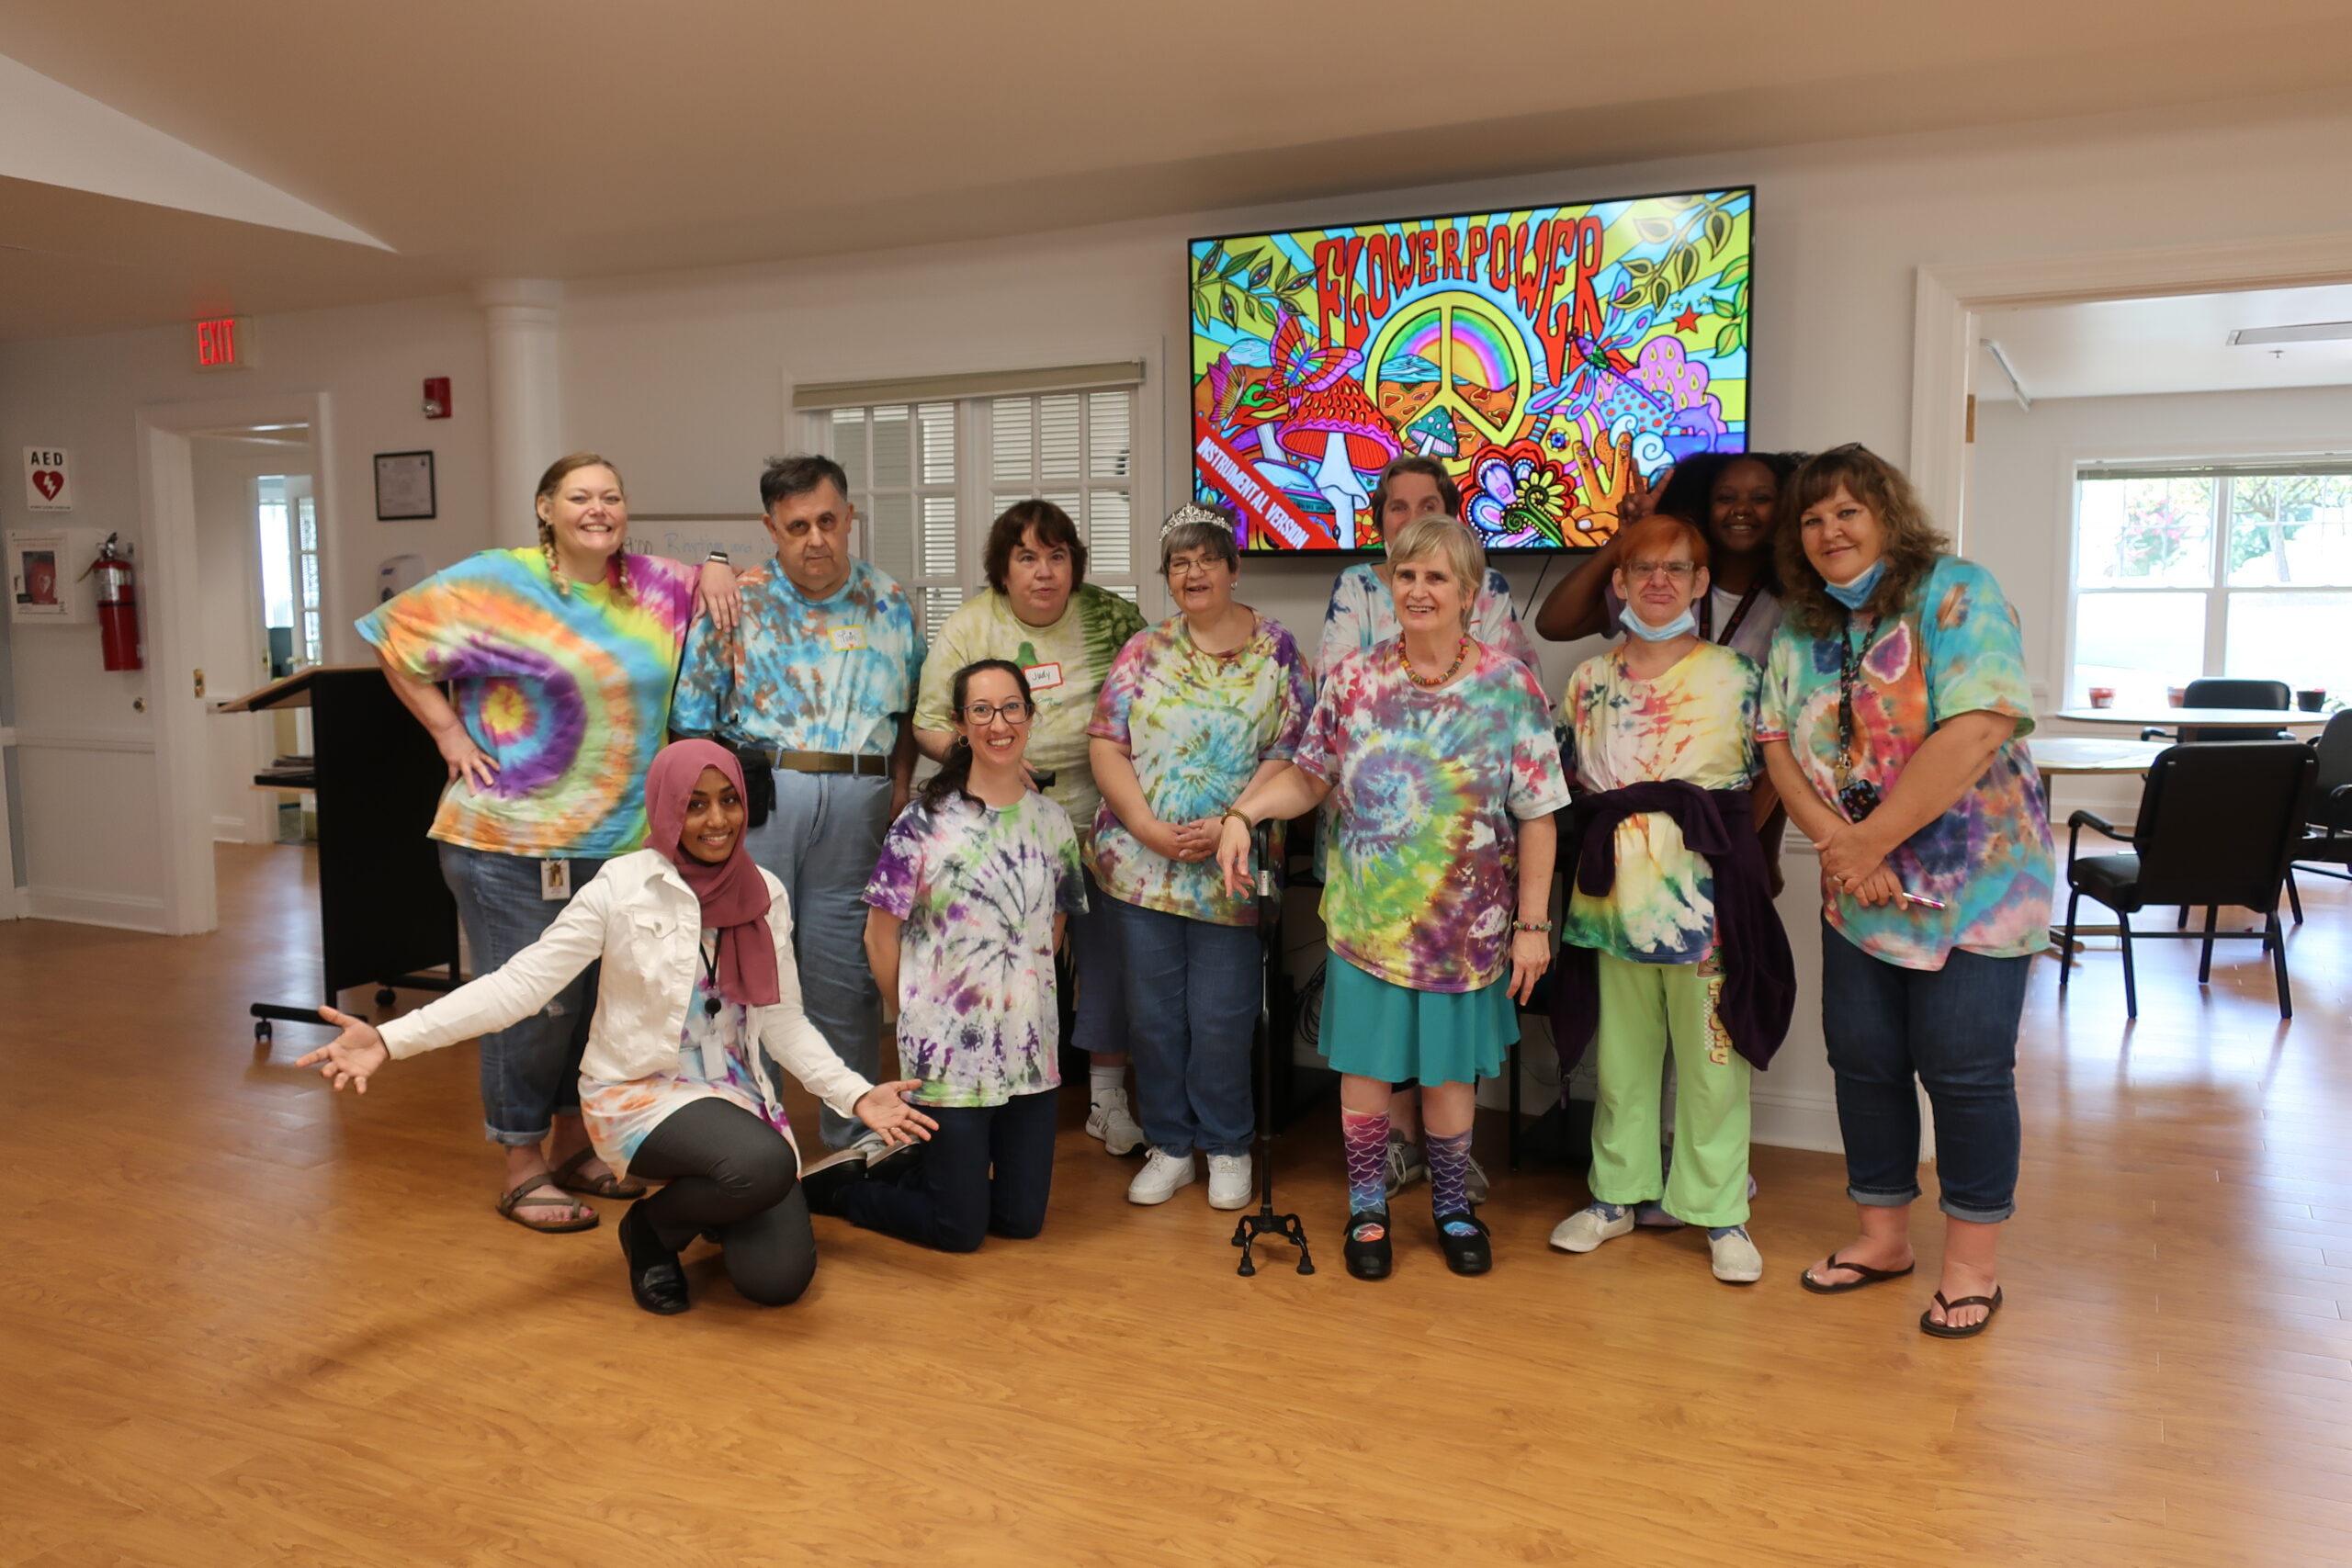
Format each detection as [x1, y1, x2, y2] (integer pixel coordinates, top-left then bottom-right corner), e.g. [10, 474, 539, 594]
[698, 931, 723, 1018]
[1834, 611, 1879, 789]
[1695, 581, 1765, 647]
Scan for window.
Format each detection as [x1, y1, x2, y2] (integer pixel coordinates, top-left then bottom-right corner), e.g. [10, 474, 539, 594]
[2070, 465, 2352, 708]
[255, 476, 323, 667]
[810, 386, 1141, 636]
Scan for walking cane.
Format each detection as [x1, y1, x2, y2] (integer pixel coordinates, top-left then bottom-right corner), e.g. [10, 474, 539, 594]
[1232, 819, 1314, 1276]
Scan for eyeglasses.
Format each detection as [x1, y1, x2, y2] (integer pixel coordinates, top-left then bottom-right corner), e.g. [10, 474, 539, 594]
[1624, 560, 1697, 581]
[960, 700, 1033, 726]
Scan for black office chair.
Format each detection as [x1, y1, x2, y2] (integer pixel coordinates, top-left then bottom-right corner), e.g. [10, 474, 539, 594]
[2058, 740, 2315, 1019]
[2285, 709, 2352, 923]
[2139, 677, 2291, 744]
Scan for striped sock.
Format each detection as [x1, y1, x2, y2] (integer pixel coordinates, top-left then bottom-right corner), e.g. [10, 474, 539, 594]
[1341, 1110, 1390, 1218]
[1427, 1129, 1480, 1236]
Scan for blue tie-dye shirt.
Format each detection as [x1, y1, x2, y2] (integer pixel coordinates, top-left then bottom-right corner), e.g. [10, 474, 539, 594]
[671, 558, 923, 757]
[1758, 555, 2052, 970]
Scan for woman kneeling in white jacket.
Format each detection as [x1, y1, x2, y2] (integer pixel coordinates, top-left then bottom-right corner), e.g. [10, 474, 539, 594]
[300, 739, 935, 1314]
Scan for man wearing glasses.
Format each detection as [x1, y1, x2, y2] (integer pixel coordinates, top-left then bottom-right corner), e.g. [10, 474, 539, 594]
[673, 454, 925, 1155]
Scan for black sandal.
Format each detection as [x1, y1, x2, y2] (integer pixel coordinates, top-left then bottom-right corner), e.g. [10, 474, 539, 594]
[494, 1176, 599, 1234]
[551, 1146, 649, 1201]
[1798, 1251, 1916, 1294]
[1919, 1287, 2003, 1338]
[1434, 1211, 1492, 1277]
[1343, 1211, 1393, 1281]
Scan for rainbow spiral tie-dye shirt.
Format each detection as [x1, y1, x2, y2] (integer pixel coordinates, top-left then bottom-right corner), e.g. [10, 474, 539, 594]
[1088, 613, 1315, 927]
[864, 790, 1089, 1108]
[1561, 641, 1761, 964]
[1295, 640, 1571, 992]
[356, 547, 698, 858]
[1757, 555, 2053, 970]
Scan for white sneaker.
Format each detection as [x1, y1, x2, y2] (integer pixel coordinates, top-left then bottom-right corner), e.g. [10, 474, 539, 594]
[1464, 1154, 1491, 1206]
[1383, 1132, 1427, 1196]
[1206, 1153, 1252, 1210]
[1548, 1202, 1635, 1254]
[1708, 1225, 1764, 1284]
[1085, 1089, 1146, 1156]
[1127, 1149, 1195, 1205]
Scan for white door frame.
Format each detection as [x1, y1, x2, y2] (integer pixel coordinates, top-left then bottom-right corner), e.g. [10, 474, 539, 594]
[1909, 232, 2352, 545]
[135, 389, 338, 935]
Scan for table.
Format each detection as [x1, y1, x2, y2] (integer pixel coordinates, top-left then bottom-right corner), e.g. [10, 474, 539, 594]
[2032, 738, 2166, 776]
[2052, 707, 2326, 732]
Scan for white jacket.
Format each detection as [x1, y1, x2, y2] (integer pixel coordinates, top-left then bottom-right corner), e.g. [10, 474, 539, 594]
[378, 849, 875, 1158]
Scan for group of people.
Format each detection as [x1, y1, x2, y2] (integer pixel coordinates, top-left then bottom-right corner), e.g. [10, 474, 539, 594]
[300, 437, 2052, 1341]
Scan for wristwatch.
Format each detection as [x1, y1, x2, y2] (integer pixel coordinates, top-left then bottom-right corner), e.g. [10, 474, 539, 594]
[705, 550, 730, 565]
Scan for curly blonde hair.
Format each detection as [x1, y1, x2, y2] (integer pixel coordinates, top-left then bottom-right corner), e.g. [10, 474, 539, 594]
[1773, 445, 1948, 635]
[535, 452, 633, 602]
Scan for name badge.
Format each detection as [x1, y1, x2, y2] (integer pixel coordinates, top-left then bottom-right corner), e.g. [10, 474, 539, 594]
[1024, 660, 1065, 691]
[540, 859, 571, 901]
[828, 626, 867, 652]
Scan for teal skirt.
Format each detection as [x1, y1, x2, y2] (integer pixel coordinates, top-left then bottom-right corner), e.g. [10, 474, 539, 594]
[1320, 951, 1518, 1086]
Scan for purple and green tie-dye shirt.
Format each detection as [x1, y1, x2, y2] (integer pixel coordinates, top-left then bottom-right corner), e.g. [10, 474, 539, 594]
[1758, 555, 2053, 970]
[1295, 640, 1571, 992]
[671, 557, 924, 759]
[356, 548, 697, 858]
[864, 790, 1089, 1108]
[1087, 613, 1314, 927]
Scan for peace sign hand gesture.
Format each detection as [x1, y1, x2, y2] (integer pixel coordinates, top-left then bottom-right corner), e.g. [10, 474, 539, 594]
[1566, 432, 1645, 545]
[294, 1007, 391, 1094]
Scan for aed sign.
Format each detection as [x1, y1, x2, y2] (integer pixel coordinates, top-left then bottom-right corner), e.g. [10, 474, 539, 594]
[193, 316, 254, 371]
[23, 447, 71, 511]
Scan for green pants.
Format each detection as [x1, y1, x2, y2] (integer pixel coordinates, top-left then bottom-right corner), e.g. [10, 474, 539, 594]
[1589, 950, 1752, 1227]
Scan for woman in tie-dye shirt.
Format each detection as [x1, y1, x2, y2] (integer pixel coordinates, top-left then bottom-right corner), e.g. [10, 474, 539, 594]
[1219, 517, 1568, 1283]
[1759, 445, 2052, 1340]
[359, 452, 737, 1233]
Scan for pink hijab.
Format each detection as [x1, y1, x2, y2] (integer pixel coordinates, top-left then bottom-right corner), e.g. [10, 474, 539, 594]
[643, 739, 781, 1009]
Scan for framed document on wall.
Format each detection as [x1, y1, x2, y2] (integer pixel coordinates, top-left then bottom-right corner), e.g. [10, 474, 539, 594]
[374, 450, 436, 520]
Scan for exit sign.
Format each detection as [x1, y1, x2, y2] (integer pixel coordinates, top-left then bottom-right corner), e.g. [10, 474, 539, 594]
[193, 316, 255, 371]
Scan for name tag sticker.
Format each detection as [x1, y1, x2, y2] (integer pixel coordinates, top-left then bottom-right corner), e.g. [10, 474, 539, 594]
[1024, 661, 1065, 691]
[540, 859, 571, 901]
[828, 626, 867, 652]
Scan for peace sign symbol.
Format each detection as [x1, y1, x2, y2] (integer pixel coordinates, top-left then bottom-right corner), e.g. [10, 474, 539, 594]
[1364, 291, 1537, 453]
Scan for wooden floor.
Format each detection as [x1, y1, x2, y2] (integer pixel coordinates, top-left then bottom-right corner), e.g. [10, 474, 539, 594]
[6, 845, 2352, 1566]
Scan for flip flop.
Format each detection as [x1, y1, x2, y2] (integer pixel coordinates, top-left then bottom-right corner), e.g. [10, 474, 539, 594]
[1798, 1251, 1917, 1294]
[496, 1176, 600, 1233]
[551, 1146, 648, 1200]
[1919, 1288, 2003, 1338]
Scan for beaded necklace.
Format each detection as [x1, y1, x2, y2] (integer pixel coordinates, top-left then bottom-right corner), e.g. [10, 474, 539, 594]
[1398, 634, 1471, 688]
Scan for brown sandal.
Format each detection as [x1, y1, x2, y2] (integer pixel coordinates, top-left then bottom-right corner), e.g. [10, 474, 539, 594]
[550, 1146, 648, 1201]
[1798, 1251, 1917, 1294]
[496, 1176, 599, 1233]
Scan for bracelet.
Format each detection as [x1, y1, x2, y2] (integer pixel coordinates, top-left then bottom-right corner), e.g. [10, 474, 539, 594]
[1511, 919, 1554, 933]
[1221, 807, 1252, 829]
[704, 551, 729, 564]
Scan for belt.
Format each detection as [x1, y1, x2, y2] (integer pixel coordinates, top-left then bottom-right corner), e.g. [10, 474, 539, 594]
[750, 747, 889, 777]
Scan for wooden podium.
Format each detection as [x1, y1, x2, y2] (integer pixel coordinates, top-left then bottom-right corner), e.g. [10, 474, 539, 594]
[215, 666, 461, 1041]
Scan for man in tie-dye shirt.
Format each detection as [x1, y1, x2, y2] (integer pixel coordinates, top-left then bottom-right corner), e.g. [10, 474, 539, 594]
[672, 455, 925, 1152]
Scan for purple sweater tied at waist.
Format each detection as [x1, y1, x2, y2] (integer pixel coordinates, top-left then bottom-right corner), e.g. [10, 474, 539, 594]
[1549, 780, 1796, 1079]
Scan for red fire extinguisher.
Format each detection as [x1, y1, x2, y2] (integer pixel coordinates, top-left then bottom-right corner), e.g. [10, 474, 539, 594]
[82, 533, 143, 671]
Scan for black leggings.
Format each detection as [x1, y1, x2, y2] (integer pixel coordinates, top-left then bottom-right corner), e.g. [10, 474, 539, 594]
[838, 1088, 1056, 1253]
[628, 1098, 817, 1307]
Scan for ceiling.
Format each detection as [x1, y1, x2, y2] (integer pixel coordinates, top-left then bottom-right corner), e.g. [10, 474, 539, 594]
[7, 0, 2352, 341]
[1976, 284, 2352, 402]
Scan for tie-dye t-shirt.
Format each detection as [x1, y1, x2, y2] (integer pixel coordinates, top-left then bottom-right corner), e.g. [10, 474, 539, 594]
[1758, 555, 2053, 970]
[1295, 642, 1571, 992]
[915, 585, 1146, 851]
[356, 548, 697, 858]
[1315, 563, 1537, 682]
[671, 558, 923, 758]
[1087, 613, 1315, 926]
[864, 790, 1090, 1108]
[1561, 642, 1761, 964]
[578, 963, 788, 1179]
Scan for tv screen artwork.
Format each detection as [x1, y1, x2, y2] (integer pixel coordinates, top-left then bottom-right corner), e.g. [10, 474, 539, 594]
[1188, 186, 1752, 553]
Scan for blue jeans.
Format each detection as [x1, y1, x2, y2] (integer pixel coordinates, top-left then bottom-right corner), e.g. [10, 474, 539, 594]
[743, 769, 893, 1150]
[1114, 898, 1259, 1157]
[1067, 866, 1130, 1059]
[839, 1088, 1057, 1252]
[438, 842, 609, 1146]
[1818, 919, 2029, 1224]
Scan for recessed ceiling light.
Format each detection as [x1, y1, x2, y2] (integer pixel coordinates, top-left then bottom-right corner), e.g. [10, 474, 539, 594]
[2230, 321, 2352, 347]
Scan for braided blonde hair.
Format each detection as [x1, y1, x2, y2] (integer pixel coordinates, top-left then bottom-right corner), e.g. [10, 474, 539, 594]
[535, 452, 633, 602]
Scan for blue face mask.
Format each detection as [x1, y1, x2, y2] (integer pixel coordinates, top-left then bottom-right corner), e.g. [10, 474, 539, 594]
[1623, 606, 1698, 642]
[1823, 558, 1885, 611]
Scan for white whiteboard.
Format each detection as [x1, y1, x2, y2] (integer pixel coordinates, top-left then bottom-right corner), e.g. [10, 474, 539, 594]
[626, 516, 772, 569]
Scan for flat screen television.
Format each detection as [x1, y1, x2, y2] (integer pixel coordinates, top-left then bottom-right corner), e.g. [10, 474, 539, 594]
[1188, 185, 1752, 554]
